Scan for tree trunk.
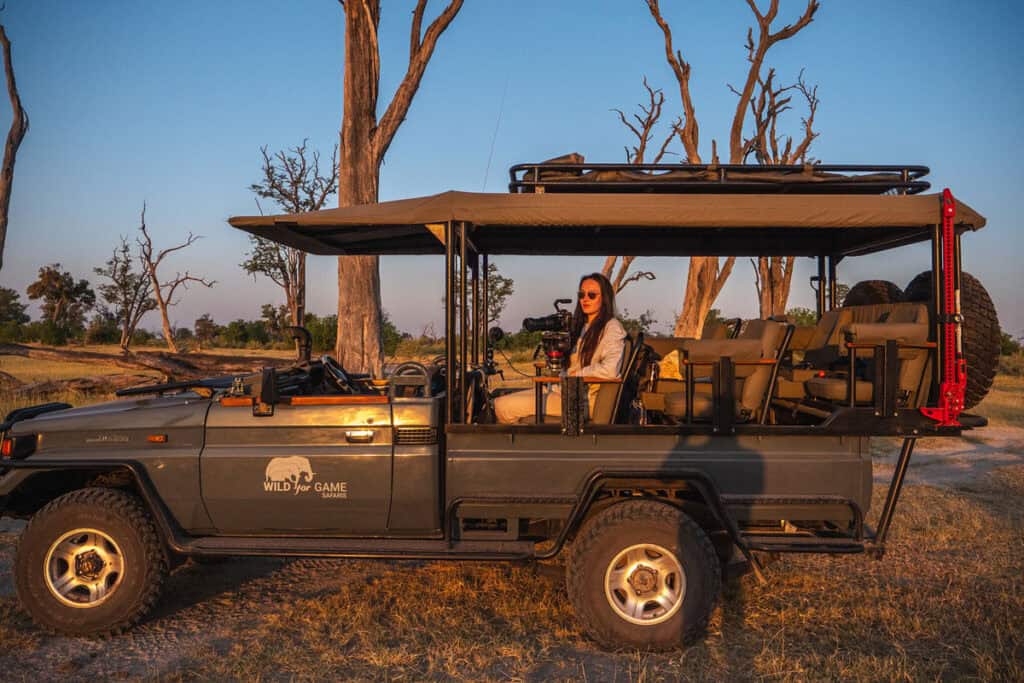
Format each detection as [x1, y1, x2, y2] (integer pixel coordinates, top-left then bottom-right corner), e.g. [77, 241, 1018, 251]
[673, 256, 735, 337]
[0, 25, 28, 272]
[149, 285, 179, 354]
[335, 1, 383, 375]
[754, 255, 795, 318]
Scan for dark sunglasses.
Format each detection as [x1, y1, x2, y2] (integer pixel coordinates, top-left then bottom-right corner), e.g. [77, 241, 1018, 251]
[577, 290, 600, 301]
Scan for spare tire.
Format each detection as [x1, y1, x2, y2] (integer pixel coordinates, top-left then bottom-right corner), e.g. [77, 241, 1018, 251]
[902, 271, 1000, 409]
[843, 280, 903, 307]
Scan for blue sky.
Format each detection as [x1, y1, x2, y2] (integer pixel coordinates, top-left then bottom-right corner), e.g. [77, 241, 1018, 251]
[0, 0, 1021, 337]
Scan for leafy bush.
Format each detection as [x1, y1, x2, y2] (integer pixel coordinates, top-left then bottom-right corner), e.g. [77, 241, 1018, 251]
[382, 311, 406, 357]
[85, 311, 120, 345]
[0, 321, 23, 343]
[23, 320, 69, 346]
[787, 307, 818, 327]
[304, 313, 338, 353]
[621, 308, 657, 336]
[1000, 331, 1022, 356]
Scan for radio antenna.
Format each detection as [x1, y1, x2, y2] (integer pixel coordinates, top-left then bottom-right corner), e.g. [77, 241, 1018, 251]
[481, 76, 509, 192]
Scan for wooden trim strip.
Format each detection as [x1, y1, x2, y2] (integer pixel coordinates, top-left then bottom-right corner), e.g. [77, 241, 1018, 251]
[532, 376, 623, 384]
[286, 395, 390, 406]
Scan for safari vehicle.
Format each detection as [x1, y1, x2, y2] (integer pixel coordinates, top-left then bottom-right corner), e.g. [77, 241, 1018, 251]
[0, 162, 998, 649]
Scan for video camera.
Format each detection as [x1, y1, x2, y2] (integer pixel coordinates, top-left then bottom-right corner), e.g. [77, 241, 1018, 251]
[523, 298, 573, 373]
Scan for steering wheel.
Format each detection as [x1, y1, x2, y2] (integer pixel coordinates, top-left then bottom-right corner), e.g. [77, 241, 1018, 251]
[320, 354, 360, 394]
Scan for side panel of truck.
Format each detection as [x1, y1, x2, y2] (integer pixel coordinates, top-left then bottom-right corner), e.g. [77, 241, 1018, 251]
[444, 432, 872, 523]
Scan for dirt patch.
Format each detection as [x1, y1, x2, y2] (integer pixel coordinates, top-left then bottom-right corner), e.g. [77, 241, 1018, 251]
[872, 426, 1024, 487]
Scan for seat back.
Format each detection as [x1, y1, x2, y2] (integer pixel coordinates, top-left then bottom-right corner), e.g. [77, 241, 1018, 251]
[590, 334, 635, 424]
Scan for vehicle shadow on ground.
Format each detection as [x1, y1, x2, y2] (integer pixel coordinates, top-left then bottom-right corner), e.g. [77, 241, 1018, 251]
[146, 556, 291, 620]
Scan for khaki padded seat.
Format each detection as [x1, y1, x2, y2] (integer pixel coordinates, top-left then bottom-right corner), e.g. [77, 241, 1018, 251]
[805, 376, 873, 403]
[802, 303, 931, 407]
[645, 319, 787, 420]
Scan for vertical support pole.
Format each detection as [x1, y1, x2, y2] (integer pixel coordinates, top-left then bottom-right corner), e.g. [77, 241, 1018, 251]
[684, 350, 694, 425]
[459, 222, 468, 424]
[445, 221, 455, 425]
[481, 253, 489, 366]
[471, 252, 480, 366]
[827, 256, 839, 310]
[874, 437, 917, 548]
[848, 343, 857, 407]
[816, 256, 827, 318]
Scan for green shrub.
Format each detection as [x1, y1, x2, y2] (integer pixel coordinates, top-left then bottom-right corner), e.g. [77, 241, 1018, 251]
[1000, 331, 1022, 356]
[23, 320, 69, 346]
[0, 321, 23, 343]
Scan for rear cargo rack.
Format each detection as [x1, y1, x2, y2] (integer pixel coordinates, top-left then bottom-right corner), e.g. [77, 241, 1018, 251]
[508, 162, 930, 195]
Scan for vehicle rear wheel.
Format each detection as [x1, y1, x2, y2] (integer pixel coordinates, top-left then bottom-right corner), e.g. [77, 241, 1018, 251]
[843, 279, 903, 306]
[566, 500, 720, 650]
[14, 487, 168, 636]
[902, 270, 1000, 409]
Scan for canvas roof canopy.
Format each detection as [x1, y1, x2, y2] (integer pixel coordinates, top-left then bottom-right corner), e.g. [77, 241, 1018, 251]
[228, 190, 985, 258]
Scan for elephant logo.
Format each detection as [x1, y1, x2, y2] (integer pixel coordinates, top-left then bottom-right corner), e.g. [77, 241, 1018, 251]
[265, 456, 315, 485]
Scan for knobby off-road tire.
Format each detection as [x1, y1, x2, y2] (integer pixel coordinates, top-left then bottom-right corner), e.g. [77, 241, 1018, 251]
[566, 500, 721, 650]
[14, 487, 168, 636]
[902, 270, 1000, 409]
[843, 279, 903, 307]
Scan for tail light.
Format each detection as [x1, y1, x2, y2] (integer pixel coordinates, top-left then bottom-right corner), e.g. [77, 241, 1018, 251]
[1, 434, 37, 460]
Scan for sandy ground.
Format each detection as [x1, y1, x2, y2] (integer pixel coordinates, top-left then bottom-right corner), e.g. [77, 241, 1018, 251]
[0, 426, 1021, 681]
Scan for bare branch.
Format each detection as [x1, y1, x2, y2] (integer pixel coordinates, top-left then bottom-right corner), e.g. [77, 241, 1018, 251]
[616, 270, 656, 293]
[788, 69, 819, 163]
[410, 0, 427, 56]
[645, 0, 700, 162]
[601, 255, 618, 279]
[374, 0, 463, 162]
[729, 0, 819, 163]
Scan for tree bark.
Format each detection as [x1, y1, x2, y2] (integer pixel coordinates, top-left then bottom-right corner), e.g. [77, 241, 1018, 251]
[0, 24, 27, 272]
[336, 0, 383, 375]
[335, 0, 462, 375]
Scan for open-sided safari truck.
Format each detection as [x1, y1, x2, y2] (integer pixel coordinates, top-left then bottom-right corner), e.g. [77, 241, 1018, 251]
[0, 162, 996, 649]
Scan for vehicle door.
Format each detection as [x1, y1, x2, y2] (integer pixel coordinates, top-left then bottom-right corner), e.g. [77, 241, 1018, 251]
[200, 396, 392, 534]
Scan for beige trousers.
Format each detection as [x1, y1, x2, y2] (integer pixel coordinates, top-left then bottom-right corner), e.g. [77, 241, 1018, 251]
[493, 387, 595, 424]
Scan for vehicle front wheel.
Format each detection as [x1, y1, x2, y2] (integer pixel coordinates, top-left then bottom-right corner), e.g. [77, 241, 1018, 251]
[14, 487, 168, 636]
[566, 500, 721, 650]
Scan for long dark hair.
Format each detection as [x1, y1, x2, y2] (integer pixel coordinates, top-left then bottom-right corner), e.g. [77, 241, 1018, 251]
[571, 272, 617, 367]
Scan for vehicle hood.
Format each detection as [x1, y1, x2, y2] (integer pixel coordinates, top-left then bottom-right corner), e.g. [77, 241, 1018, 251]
[10, 395, 212, 438]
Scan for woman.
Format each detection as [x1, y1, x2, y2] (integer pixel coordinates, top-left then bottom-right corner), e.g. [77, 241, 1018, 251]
[494, 272, 627, 424]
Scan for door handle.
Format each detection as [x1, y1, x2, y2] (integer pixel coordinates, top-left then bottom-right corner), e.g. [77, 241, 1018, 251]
[345, 429, 375, 443]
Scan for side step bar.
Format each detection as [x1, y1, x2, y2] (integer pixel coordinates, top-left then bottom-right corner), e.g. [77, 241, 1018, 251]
[743, 534, 865, 554]
[184, 536, 536, 561]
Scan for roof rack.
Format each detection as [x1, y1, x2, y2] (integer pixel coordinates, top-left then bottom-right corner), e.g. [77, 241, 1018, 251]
[508, 162, 930, 196]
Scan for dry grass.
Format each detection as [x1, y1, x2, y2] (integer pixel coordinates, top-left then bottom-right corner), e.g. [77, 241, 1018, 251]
[978, 375, 1024, 428]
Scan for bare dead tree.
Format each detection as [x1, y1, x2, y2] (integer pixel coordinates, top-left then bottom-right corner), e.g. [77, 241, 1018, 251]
[733, 64, 819, 317]
[136, 204, 215, 353]
[644, 0, 735, 338]
[94, 237, 156, 351]
[0, 22, 28, 271]
[641, 0, 818, 335]
[336, 0, 463, 374]
[243, 140, 338, 335]
[603, 78, 674, 293]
